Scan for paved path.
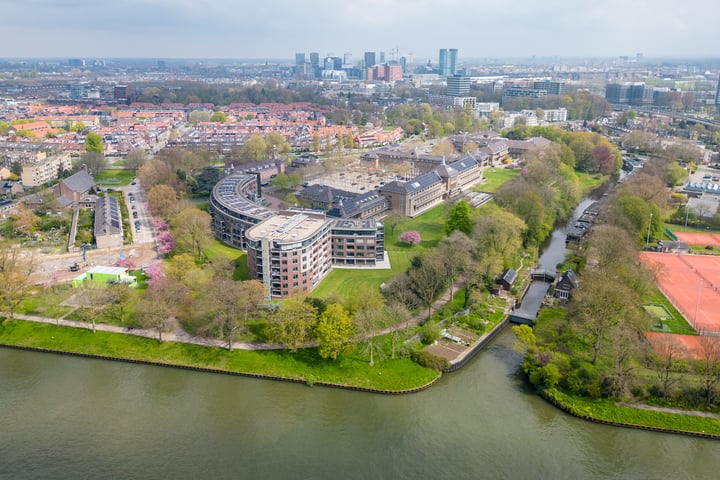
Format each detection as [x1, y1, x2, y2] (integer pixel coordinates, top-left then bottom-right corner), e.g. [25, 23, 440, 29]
[6, 275, 475, 351]
[9, 312, 283, 351]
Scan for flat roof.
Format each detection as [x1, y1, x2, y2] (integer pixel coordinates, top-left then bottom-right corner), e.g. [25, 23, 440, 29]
[246, 213, 329, 244]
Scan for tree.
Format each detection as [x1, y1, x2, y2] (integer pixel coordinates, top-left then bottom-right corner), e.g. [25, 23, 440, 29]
[189, 110, 211, 124]
[0, 244, 36, 320]
[266, 298, 317, 352]
[136, 277, 187, 342]
[272, 173, 290, 189]
[241, 134, 267, 162]
[125, 148, 148, 171]
[472, 205, 526, 282]
[569, 269, 636, 365]
[203, 279, 265, 351]
[265, 132, 291, 159]
[210, 111, 227, 123]
[75, 283, 113, 333]
[9, 204, 41, 236]
[311, 134, 321, 152]
[84, 131, 103, 153]
[172, 208, 213, 261]
[648, 334, 686, 399]
[347, 289, 385, 366]
[147, 184, 178, 220]
[108, 282, 133, 325]
[192, 166, 221, 196]
[439, 231, 473, 301]
[445, 200, 473, 236]
[316, 303, 355, 360]
[694, 334, 720, 406]
[75, 151, 106, 176]
[409, 252, 447, 318]
[399, 231, 421, 245]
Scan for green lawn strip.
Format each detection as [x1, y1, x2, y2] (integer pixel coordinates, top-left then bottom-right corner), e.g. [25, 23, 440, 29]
[575, 172, 609, 195]
[204, 239, 249, 280]
[313, 204, 448, 299]
[0, 320, 439, 391]
[94, 169, 135, 186]
[643, 288, 696, 335]
[544, 387, 720, 435]
[18, 287, 75, 318]
[473, 168, 520, 193]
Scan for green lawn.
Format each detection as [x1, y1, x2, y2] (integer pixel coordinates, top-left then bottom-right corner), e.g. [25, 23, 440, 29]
[576, 172, 609, 195]
[204, 239, 249, 280]
[312, 204, 448, 299]
[17, 286, 75, 319]
[94, 169, 135, 186]
[643, 289, 696, 335]
[474, 168, 520, 193]
[0, 320, 440, 391]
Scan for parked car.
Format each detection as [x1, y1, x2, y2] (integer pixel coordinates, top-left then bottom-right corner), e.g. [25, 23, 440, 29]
[69, 263, 80, 272]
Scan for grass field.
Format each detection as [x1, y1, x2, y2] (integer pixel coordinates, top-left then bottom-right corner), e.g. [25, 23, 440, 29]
[94, 169, 135, 186]
[474, 168, 520, 193]
[0, 319, 440, 391]
[204, 239, 249, 280]
[311, 204, 448, 299]
[643, 289, 696, 335]
[576, 172, 609, 195]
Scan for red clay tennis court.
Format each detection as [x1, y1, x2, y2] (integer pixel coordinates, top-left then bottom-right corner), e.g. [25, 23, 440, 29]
[674, 232, 720, 248]
[645, 332, 711, 360]
[639, 252, 720, 333]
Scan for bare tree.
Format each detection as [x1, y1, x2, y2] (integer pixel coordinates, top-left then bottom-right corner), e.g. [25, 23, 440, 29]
[0, 245, 36, 320]
[75, 283, 113, 333]
[694, 333, 720, 406]
[648, 334, 687, 398]
[136, 278, 188, 342]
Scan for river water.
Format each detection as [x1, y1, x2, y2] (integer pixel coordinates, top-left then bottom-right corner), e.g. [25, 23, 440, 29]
[1, 331, 719, 480]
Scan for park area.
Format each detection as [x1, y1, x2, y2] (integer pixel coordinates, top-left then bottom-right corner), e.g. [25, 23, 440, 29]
[639, 251, 720, 333]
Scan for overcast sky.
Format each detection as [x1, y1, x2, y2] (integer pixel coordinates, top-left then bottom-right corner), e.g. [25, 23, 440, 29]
[1, 0, 718, 61]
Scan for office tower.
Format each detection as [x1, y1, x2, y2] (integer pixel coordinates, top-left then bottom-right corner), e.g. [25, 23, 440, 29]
[364, 51, 376, 68]
[716, 74, 720, 106]
[446, 74, 470, 97]
[448, 48, 458, 76]
[343, 52, 352, 65]
[379, 51, 385, 63]
[439, 49, 448, 76]
[295, 53, 306, 66]
[309, 52, 320, 78]
[439, 48, 458, 77]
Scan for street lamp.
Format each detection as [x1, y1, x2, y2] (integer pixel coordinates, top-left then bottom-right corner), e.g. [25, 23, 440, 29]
[645, 212, 653, 248]
[684, 203, 690, 231]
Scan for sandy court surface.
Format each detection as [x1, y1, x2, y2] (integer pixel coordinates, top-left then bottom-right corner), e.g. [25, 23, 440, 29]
[674, 232, 720, 248]
[640, 252, 720, 333]
[645, 332, 720, 360]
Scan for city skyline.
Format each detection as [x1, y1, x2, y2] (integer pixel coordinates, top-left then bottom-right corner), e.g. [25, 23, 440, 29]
[1, 0, 718, 60]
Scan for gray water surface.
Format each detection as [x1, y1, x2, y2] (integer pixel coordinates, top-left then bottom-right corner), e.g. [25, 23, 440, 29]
[1, 331, 718, 480]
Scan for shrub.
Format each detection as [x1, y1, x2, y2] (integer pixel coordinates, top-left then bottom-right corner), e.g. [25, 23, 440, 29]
[411, 350, 450, 371]
[399, 230, 421, 245]
[419, 321, 440, 345]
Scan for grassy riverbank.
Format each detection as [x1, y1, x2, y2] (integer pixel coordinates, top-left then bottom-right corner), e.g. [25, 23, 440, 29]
[543, 387, 720, 437]
[0, 319, 439, 392]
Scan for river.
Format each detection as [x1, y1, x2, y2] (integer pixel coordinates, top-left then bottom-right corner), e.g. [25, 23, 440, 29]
[1, 330, 719, 480]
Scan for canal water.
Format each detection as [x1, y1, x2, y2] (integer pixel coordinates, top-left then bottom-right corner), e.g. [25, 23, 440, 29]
[513, 196, 597, 321]
[2, 330, 719, 480]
